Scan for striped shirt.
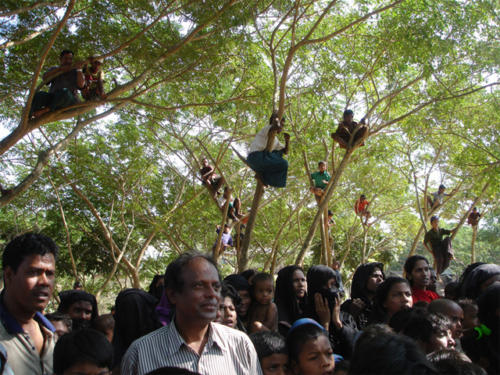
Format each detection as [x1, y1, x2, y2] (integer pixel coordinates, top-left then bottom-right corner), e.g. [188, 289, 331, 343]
[121, 321, 263, 375]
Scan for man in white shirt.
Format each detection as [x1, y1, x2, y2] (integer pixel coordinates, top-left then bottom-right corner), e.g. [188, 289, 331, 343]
[121, 252, 263, 375]
[246, 112, 290, 188]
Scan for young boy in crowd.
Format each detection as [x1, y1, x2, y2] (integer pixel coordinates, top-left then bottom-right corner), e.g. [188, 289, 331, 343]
[250, 331, 288, 375]
[247, 273, 278, 333]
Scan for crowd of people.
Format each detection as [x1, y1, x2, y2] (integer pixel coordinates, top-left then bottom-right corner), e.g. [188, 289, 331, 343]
[1, 232, 499, 375]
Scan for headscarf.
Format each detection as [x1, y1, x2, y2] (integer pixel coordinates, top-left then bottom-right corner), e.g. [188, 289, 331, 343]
[307, 265, 344, 315]
[275, 266, 307, 325]
[350, 262, 384, 303]
[58, 290, 99, 321]
[460, 264, 500, 299]
[112, 289, 162, 368]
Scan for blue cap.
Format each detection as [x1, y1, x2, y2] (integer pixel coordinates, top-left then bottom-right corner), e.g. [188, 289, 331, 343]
[289, 318, 326, 335]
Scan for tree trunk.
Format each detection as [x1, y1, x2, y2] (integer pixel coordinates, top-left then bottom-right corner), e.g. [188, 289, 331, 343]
[471, 225, 478, 263]
[238, 182, 264, 271]
[409, 224, 426, 256]
[296, 148, 354, 264]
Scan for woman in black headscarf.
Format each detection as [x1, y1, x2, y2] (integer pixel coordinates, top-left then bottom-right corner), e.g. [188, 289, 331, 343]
[112, 289, 162, 374]
[306, 265, 356, 359]
[459, 263, 500, 300]
[57, 290, 99, 330]
[274, 265, 307, 335]
[341, 262, 385, 329]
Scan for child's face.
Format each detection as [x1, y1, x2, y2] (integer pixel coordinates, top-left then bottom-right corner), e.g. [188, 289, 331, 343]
[254, 279, 274, 305]
[318, 163, 326, 172]
[462, 305, 479, 330]
[292, 335, 334, 375]
[261, 353, 289, 375]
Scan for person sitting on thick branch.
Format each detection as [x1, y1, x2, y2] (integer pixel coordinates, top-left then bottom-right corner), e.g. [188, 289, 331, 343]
[30, 49, 85, 119]
[423, 216, 457, 275]
[246, 112, 290, 188]
[426, 184, 450, 210]
[331, 109, 367, 149]
[199, 157, 223, 194]
[310, 160, 331, 198]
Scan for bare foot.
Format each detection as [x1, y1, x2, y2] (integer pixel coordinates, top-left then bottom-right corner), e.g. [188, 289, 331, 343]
[255, 173, 269, 188]
[31, 107, 50, 119]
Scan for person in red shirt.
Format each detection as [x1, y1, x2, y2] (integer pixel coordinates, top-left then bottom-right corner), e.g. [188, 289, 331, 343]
[404, 255, 439, 304]
[354, 194, 371, 225]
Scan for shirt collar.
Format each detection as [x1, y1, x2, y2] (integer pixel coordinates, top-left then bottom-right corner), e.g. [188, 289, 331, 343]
[166, 319, 226, 355]
[0, 292, 55, 334]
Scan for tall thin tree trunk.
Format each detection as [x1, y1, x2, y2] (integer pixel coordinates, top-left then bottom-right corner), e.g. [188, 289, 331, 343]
[471, 225, 478, 263]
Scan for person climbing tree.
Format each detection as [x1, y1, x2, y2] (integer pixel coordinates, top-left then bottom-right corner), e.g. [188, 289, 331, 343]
[310, 161, 331, 198]
[199, 157, 223, 194]
[81, 57, 106, 101]
[354, 194, 371, 225]
[212, 224, 233, 253]
[423, 216, 457, 275]
[246, 111, 290, 188]
[426, 184, 450, 210]
[331, 109, 367, 149]
[467, 207, 481, 226]
[30, 49, 85, 119]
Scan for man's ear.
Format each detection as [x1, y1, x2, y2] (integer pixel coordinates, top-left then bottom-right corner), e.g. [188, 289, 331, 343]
[3, 266, 14, 288]
[166, 288, 177, 306]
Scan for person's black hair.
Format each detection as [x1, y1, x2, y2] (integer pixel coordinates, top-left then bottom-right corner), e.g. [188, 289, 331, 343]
[459, 263, 500, 299]
[224, 274, 250, 292]
[92, 313, 115, 335]
[45, 312, 72, 331]
[389, 308, 418, 333]
[328, 210, 333, 216]
[286, 322, 329, 360]
[404, 255, 429, 286]
[60, 49, 74, 58]
[430, 215, 439, 223]
[354, 324, 394, 350]
[164, 251, 220, 293]
[439, 184, 446, 190]
[269, 111, 285, 125]
[148, 274, 164, 300]
[73, 280, 82, 289]
[146, 368, 201, 375]
[444, 281, 458, 300]
[343, 109, 354, 118]
[240, 269, 257, 282]
[53, 328, 113, 374]
[250, 331, 286, 360]
[2, 232, 59, 272]
[402, 311, 451, 345]
[428, 349, 486, 375]
[350, 262, 385, 302]
[318, 160, 326, 166]
[360, 194, 366, 199]
[221, 282, 241, 308]
[373, 276, 411, 316]
[350, 331, 438, 375]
